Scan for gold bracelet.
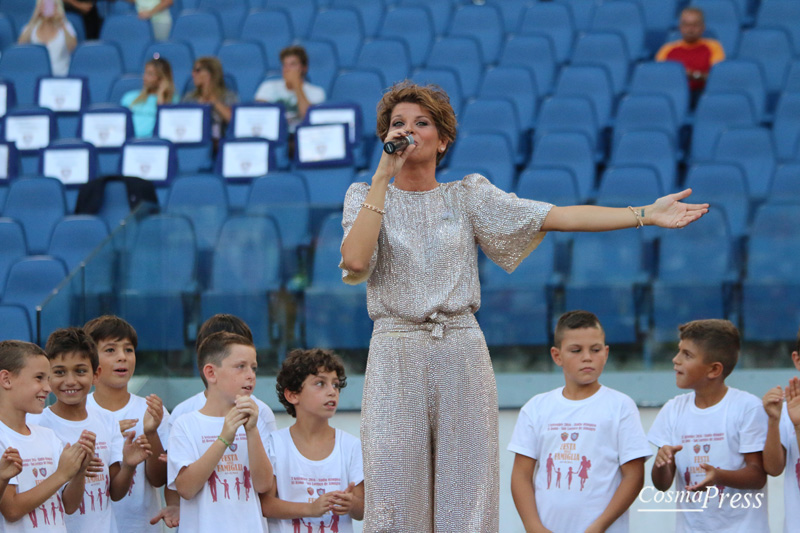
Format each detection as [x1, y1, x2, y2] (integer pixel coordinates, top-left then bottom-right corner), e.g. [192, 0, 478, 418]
[627, 206, 644, 229]
[361, 202, 386, 216]
[217, 435, 231, 448]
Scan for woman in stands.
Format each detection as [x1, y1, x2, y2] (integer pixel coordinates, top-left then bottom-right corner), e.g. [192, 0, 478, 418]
[17, 0, 77, 77]
[182, 56, 238, 145]
[339, 80, 709, 533]
[121, 55, 178, 138]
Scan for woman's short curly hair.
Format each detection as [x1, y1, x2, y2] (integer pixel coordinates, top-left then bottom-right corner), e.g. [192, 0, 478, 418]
[376, 80, 457, 165]
[276, 349, 348, 418]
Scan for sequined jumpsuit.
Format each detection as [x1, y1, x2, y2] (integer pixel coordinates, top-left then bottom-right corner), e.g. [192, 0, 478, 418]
[341, 174, 552, 532]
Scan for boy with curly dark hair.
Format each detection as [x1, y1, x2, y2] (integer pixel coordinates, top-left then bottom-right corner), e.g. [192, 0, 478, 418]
[262, 349, 364, 533]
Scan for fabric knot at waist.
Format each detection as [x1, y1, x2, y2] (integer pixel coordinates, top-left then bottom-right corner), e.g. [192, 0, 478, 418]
[373, 311, 478, 339]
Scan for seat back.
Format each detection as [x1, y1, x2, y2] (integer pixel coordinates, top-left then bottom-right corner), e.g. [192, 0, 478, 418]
[425, 36, 484, 98]
[308, 8, 364, 69]
[99, 15, 154, 73]
[518, 3, 575, 63]
[241, 9, 293, 71]
[712, 127, 776, 200]
[3, 177, 66, 254]
[378, 7, 435, 67]
[170, 10, 223, 58]
[124, 214, 196, 291]
[448, 4, 504, 64]
[0, 45, 51, 105]
[165, 175, 229, 252]
[209, 215, 282, 291]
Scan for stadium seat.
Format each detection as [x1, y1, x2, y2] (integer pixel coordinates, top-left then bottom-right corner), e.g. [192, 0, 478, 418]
[448, 4, 504, 64]
[0, 217, 27, 298]
[47, 215, 109, 270]
[596, 166, 664, 207]
[108, 75, 143, 106]
[329, 70, 384, 144]
[170, 10, 223, 58]
[301, 40, 339, 96]
[613, 95, 678, 151]
[268, 0, 316, 38]
[706, 60, 769, 122]
[611, 131, 677, 192]
[484, 0, 529, 34]
[772, 92, 800, 161]
[216, 137, 276, 180]
[0, 14, 16, 52]
[627, 0, 676, 54]
[590, 0, 646, 59]
[628, 61, 689, 125]
[515, 167, 580, 209]
[742, 204, 800, 341]
[411, 68, 463, 115]
[693, 0, 742, 55]
[459, 98, 523, 165]
[518, 3, 575, 64]
[786, 61, 800, 93]
[34, 76, 89, 139]
[241, 9, 293, 71]
[3, 107, 56, 174]
[198, 0, 248, 40]
[425, 36, 484, 99]
[304, 212, 371, 350]
[0, 141, 19, 181]
[119, 214, 197, 350]
[530, 132, 596, 202]
[142, 41, 195, 95]
[79, 104, 134, 176]
[683, 163, 750, 238]
[0, 79, 16, 116]
[120, 138, 179, 188]
[2, 177, 66, 254]
[308, 9, 364, 69]
[331, 0, 386, 38]
[200, 215, 283, 349]
[570, 32, 631, 95]
[217, 41, 267, 102]
[737, 28, 793, 101]
[0, 304, 32, 342]
[757, 0, 800, 55]
[690, 92, 756, 162]
[556, 0, 597, 32]
[447, 133, 515, 192]
[154, 104, 213, 174]
[768, 164, 800, 204]
[356, 38, 411, 87]
[0, 0, 32, 36]
[39, 140, 99, 209]
[479, 66, 538, 132]
[379, 6, 435, 68]
[69, 42, 124, 104]
[498, 35, 557, 96]
[99, 15, 153, 74]
[712, 127, 776, 201]
[0, 45, 51, 105]
[534, 96, 600, 157]
[397, 0, 453, 36]
[554, 65, 613, 127]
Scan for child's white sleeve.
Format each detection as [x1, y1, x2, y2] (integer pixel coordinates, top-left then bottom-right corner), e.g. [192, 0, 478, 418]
[738, 395, 769, 453]
[617, 396, 653, 464]
[647, 400, 675, 448]
[507, 405, 540, 459]
[167, 418, 195, 490]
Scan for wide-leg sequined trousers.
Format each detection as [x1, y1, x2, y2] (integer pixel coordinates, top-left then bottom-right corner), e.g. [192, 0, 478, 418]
[361, 315, 499, 532]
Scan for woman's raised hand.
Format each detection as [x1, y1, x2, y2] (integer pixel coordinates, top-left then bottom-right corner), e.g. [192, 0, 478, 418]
[374, 130, 417, 183]
[647, 189, 709, 229]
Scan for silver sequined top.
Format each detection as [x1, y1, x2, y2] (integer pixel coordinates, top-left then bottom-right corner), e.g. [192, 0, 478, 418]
[340, 174, 553, 322]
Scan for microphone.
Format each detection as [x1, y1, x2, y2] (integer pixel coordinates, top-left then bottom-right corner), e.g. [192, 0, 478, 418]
[384, 134, 414, 154]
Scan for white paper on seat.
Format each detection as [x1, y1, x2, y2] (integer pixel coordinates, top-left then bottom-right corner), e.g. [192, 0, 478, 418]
[38, 78, 84, 112]
[308, 108, 357, 144]
[4, 115, 51, 150]
[44, 148, 90, 185]
[233, 106, 281, 140]
[296, 124, 347, 164]
[121, 145, 169, 181]
[0, 145, 8, 179]
[82, 113, 128, 148]
[222, 141, 269, 178]
[157, 107, 204, 143]
[0, 85, 7, 118]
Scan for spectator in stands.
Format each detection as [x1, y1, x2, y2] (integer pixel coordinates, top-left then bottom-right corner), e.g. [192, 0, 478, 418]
[255, 45, 326, 132]
[122, 55, 179, 138]
[125, 0, 173, 41]
[63, 0, 102, 40]
[656, 7, 725, 107]
[183, 56, 238, 143]
[17, 0, 77, 77]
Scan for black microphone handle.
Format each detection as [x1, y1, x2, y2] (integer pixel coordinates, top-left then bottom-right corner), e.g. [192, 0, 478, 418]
[383, 134, 414, 154]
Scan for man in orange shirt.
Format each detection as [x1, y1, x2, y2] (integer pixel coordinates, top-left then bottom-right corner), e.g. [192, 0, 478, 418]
[656, 7, 725, 106]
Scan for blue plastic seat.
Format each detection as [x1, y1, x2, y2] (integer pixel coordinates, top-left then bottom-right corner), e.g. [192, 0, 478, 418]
[737, 28, 793, 99]
[304, 212, 371, 350]
[120, 138, 179, 187]
[79, 104, 133, 176]
[69, 42, 124, 104]
[397, 0, 453, 36]
[613, 95, 678, 151]
[534, 96, 599, 157]
[478, 236, 558, 347]
[198, 0, 248, 40]
[0, 218, 27, 298]
[518, 3, 575, 64]
[0, 304, 32, 342]
[355, 38, 410, 87]
[571, 32, 631, 96]
[652, 208, 734, 341]
[612, 131, 677, 192]
[2, 177, 66, 254]
[565, 231, 648, 343]
[499, 35, 557, 96]
[484, 0, 530, 34]
[706, 60, 768, 122]
[627, 0, 676, 54]
[119, 214, 197, 350]
[479, 66, 538, 132]
[768, 163, 800, 204]
[0, 0, 30, 35]
[3, 107, 56, 174]
[379, 6, 435, 68]
[530, 132, 596, 202]
[554, 65, 613, 127]
[447, 133, 515, 192]
[47, 216, 112, 301]
[0, 45, 51, 105]
[691, 92, 756, 162]
[200, 215, 282, 349]
[684, 163, 750, 238]
[448, 4, 504, 64]
[742, 204, 800, 341]
[411, 68, 463, 115]
[142, 41, 195, 95]
[590, 0, 646, 59]
[459, 98, 523, 165]
[1, 255, 69, 341]
[693, 0, 742, 55]
[39, 140, 98, 210]
[99, 15, 153, 74]
[302, 40, 339, 96]
[308, 9, 363, 69]
[0, 79, 16, 116]
[426, 36, 483, 99]
[165, 175, 229, 264]
[556, 0, 597, 32]
[267, 0, 316, 38]
[712, 127, 776, 201]
[153, 104, 213, 174]
[108, 75, 143, 106]
[217, 41, 266, 102]
[786, 60, 800, 92]
[241, 9, 293, 71]
[329, 70, 384, 144]
[596, 166, 663, 207]
[772, 92, 800, 161]
[0, 14, 16, 52]
[516, 167, 580, 209]
[629, 61, 689, 125]
[331, 0, 385, 38]
[170, 10, 223, 58]
[757, 0, 800, 56]
[0, 142, 19, 181]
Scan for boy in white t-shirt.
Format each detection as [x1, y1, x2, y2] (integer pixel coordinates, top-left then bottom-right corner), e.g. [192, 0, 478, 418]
[262, 348, 364, 533]
[30, 328, 152, 533]
[83, 315, 175, 531]
[168, 332, 273, 533]
[0, 340, 95, 533]
[762, 326, 800, 533]
[648, 319, 769, 533]
[508, 310, 651, 533]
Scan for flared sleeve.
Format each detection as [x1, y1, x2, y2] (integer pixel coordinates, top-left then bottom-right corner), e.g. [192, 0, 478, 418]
[462, 174, 553, 273]
[339, 182, 379, 285]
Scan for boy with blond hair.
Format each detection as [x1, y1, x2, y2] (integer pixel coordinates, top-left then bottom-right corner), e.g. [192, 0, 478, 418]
[509, 310, 651, 532]
[168, 332, 273, 532]
[762, 326, 800, 533]
[649, 319, 769, 532]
